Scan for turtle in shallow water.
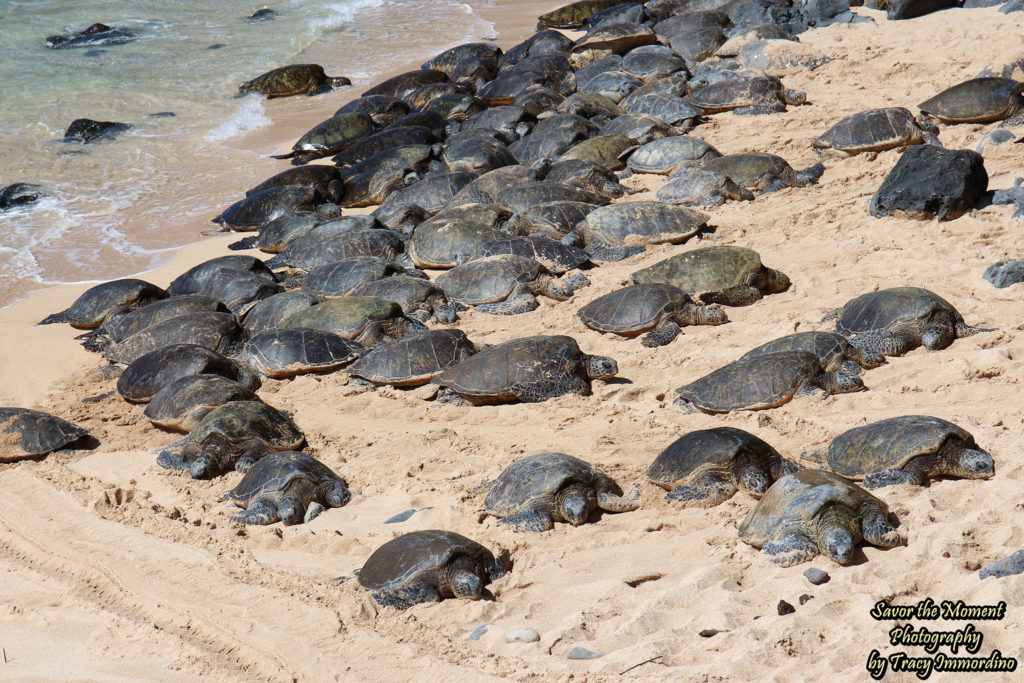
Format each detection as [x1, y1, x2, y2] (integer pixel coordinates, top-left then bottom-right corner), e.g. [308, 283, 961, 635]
[479, 452, 640, 531]
[0, 408, 92, 461]
[674, 350, 865, 414]
[238, 64, 351, 98]
[686, 74, 806, 115]
[271, 113, 378, 165]
[812, 107, 937, 157]
[436, 255, 590, 315]
[45, 22, 136, 49]
[917, 77, 1024, 125]
[629, 246, 790, 307]
[357, 529, 508, 609]
[577, 283, 728, 347]
[737, 469, 906, 567]
[740, 331, 886, 375]
[39, 278, 168, 328]
[242, 328, 363, 379]
[157, 401, 305, 479]
[348, 329, 476, 387]
[144, 374, 259, 432]
[220, 451, 350, 525]
[433, 334, 617, 404]
[647, 427, 799, 506]
[823, 287, 995, 357]
[818, 415, 995, 489]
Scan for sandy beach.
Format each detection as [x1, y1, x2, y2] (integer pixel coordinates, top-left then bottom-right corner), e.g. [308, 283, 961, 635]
[2, 3, 1024, 681]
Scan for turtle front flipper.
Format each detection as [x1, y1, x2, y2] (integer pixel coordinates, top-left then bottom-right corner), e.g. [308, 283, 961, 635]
[859, 502, 907, 549]
[863, 467, 923, 489]
[667, 475, 736, 507]
[475, 292, 539, 315]
[597, 481, 641, 512]
[700, 284, 762, 307]
[584, 242, 645, 262]
[232, 499, 281, 525]
[304, 501, 327, 523]
[849, 324, 917, 356]
[156, 449, 188, 471]
[762, 533, 819, 567]
[954, 321, 998, 338]
[512, 375, 589, 402]
[640, 319, 681, 347]
[39, 309, 69, 325]
[277, 496, 308, 525]
[499, 507, 555, 533]
[734, 101, 787, 116]
[372, 584, 441, 610]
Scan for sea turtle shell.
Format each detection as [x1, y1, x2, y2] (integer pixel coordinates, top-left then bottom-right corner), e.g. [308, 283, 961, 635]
[243, 328, 363, 378]
[117, 343, 259, 403]
[621, 44, 688, 81]
[918, 77, 1023, 123]
[278, 297, 405, 340]
[685, 75, 797, 112]
[577, 283, 703, 335]
[169, 256, 276, 297]
[265, 228, 405, 272]
[496, 183, 608, 213]
[276, 113, 378, 164]
[348, 329, 475, 386]
[213, 186, 318, 230]
[363, 69, 449, 100]
[0, 408, 91, 461]
[408, 204, 511, 269]
[357, 529, 501, 592]
[518, 201, 598, 240]
[335, 95, 411, 126]
[238, 64, 350, 97]
[421, 42, 503, 76]
[813, 107, 926, 155]
[538, 0, 626, 28]
[599, 113, 676, 145]
[376, 170, 476, 215]
[479, 235, 590, 274]
[85, 295, 228, 352]
[186, 401, 304, 452]
[576, 201, 708, 245]
[483, 452, 617, 516]
[349, 275, 454, 322]
[39, 279, 168, 328]
[627, 136, 722, 174]
[222, 451, 348, 509]
[674, 351, 832, 412]
[628, 246, 785, 301]
[740, 331, 884, 373]
[301, 257, 405, 298]
[435, 255, 543, 305]
[104, 311, 242, 365]
[646, 427, 785, 490]
[242, 291, 318, 335]
[737, 470, 887, 547]
[825, 415, 978, 479]
[247, 165, 342, 198]
[144, 374, 259, 432]
[834, 288, 960, 338]
[570, 22, 658, 67]
[700, 153, 799, 190]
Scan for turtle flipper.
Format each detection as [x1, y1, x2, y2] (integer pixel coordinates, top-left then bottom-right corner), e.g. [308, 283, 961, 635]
[372, 584, 441, 609]
[234, 440, 273, 474]
[641, 319, 681, 347]
[700, 284, 762, 307]
[512, 374, 589, 402]
[860, 503, 907, 548]
[734, 101, 787, 116]
[436, 388, 473, 406]
[955, 321, 997, 338]
[585, 242, 645, 262]
[847, 328, 914, 357]
[471, 479, 497, 495]
[762, 533, 819, 567]
[156, 450, 188, 471]
[666, 476, 736, 507]
[232, 500, 280, 525]
[863, 468, 922, 489]
[499, 508, 555, 532]
[597, 481, 641, 512]
[39, 309, 70, 325]
[304, 501, 326, 523]
[474, 293, 539, 315]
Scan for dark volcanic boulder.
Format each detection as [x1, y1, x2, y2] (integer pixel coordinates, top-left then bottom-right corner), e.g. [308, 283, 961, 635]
[869, 146, 987, 221]
[886, 0, 959, 19]
[983, 260, 1024, 289]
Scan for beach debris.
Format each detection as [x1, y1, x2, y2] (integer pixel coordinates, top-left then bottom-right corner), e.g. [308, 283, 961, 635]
[357, 530, 508, 609]
[983, 259, 1024, 288]
[975, 128, 1015, 154]
[647, 427, 798, 507]
[578, 283, 728, 347]
[777, 600, 796, 615]
[478, 452, 640, 532]
[567, 646, 603, 659]
[248, 8, 276, 21]
[991, 177, 1024, 218]
[738, 470, 907, 567]
[505, 629, 540, 643]
[0, 408, 92, 462]
[979, 550, 1024, 579]
[467, 624, 490, 641]
[384, 507, 433, 525]
[220, 451, 350, 525]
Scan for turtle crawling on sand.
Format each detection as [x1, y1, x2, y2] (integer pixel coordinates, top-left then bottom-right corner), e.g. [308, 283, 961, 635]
[0, 408, 92, 461]
[812, 107, 938, 156]
[647, 427, 799, 506]
[738, 469, 906, 567]
[817, 415, 995, 488]
[479, 452, 640, 531]
[39, 278, 168, 329]
[358, 530, 508, 609]
[220, 451, 351, 525]
[239, 64, 351, 98]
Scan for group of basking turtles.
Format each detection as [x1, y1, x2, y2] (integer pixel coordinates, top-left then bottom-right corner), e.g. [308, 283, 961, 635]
[7, 0, 1013, 608]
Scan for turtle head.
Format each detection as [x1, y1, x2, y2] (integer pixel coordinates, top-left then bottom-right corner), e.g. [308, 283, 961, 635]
[959, 447, 995, 479]
[922, 325, 954, 351]
[324, 481, 352, 508]
[700, 305, 729, 326]
[826, 369, 865, 395]
[559, 484, 596, 526]
[586, 355, 618, 380]
[738, 466, 769, 495]
[278, 497, 304, 526]
[449, 567, 483, 600]
[854, 347, 887, 369]
[821, 525, 854, 565]
[765, 268, 791, 293]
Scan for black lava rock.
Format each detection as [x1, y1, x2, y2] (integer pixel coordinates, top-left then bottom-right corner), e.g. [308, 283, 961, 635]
[979, 550, 1024, 579]
[886, 0, 959, 20]
[983, 260, 1024, 288]
[63, 118, 132, 144]
[869, 145, 988, 221]
[777, 600, 795, 616]
[0, 183, 44, 210]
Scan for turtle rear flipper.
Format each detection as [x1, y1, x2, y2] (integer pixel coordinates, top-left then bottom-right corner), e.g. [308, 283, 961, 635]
[499, 508, 555, 533]
[665, 476, 735, 507]
[733, 101, 787, 116]
[585, 242, 645, 262]
[955, 321, 997, 338]
[157, 449, 188, 471]
[597, 481, 641, 512]
[762, 532, 819, 567]
[233, 499, 280, 525]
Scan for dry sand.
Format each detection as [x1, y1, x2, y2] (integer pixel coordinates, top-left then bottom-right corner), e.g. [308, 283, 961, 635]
[2, 4, 1024, 681]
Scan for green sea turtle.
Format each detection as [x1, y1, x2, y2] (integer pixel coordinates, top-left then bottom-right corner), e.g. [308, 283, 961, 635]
[39, 279, 168, 328]
[647, 427, 799, 506]
[479, 452, 640, 531]
[656, 167, 754, 207]
[823, 287, 995, 357]
[0, 408, 92, 461]
[628, 246, 789, 306]
[144, 374, 259, 433]
[813, 107, 937, 156]
[739, 331, 886, 375]
[117, 343, 260, 403]
[577, 283, 728, 346]
[272, 113, 378, 165]
[357, 530, 508, 609]
[570, 22, 658, 68]
[436, 255, 590, 315]
[103, 311, 242, 365]
[537, 0, 626, 29]
[700, 153, 823, 193]
[278, 296, 426, 346]
[674, 351, 865, 413]
[737, 469, 906, 567]
[156, 401, 305, 479]
[238, 64, 351, 98]
[686, 74, 806, 115]
[348, 329, 475, 387]
[220, 451, 350, 525]
[350, 275, 458, 324]
[432, 335, 617, 404]
[573, 201, 709, 247]
[917, 77, 1024, 125]
[241, 328, 363, 378]
[817, 415, 995, 488]
[81, 296, 228, 353]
